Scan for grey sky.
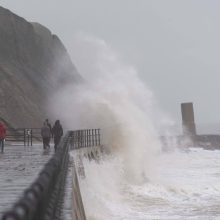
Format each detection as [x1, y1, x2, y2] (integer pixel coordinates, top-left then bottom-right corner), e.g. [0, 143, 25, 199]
[1, 1, 220, 127]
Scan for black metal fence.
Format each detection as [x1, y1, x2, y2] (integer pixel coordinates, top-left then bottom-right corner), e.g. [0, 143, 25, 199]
[6, 128, 42, 146]
[1, 129, 102, 220]
[1, 131, 71, 220]
[5, 128, 101, 148]
[71, 129, 101, 149]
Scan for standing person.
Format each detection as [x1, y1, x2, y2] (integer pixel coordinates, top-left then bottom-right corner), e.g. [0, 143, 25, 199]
[41, 122, 51, 149]
[0, 121, 6, 153]
[52, 120, 63, 151]
[45, 119, 52, 148]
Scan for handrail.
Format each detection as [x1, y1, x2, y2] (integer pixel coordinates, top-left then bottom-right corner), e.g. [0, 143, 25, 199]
[6, 128, 42, 146]
[1, 131, 71, 220]
[70, 129, 101, 149]
[1, 129, 101, 220]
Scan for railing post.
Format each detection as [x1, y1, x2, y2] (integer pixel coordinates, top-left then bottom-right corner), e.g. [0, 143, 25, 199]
[24, 129, 26, 146]
[86, 130, 88, 147]
[91, 129, 93, 146]
[98, 129, 100, 145]
[88, 129, 90, 147]
[95, 129, 97, 146]
[31, 129, 32, 146]
[28, 129, 30, 146]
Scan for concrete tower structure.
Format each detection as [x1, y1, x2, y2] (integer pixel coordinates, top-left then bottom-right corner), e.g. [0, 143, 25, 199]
[181, 102, 197, 136]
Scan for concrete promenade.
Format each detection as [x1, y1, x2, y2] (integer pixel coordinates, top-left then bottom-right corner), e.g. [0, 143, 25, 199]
[0, 142, 53, 217]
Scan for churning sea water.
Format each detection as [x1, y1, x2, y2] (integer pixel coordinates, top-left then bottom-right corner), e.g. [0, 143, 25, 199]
[52, 35, 220, 219]
[79, 147, 220, 220]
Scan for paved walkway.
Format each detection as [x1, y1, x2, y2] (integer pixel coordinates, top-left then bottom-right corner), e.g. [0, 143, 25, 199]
[0, 142, 53, 217]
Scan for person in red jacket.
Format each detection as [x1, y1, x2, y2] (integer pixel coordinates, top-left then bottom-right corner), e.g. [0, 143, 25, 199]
[0, 121, 6, 153]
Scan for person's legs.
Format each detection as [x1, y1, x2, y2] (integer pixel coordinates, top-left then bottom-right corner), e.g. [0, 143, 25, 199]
[48, 137, 51, 148]
[54, 137, 58, 151]
[46, 138, 50, 148]
[54, 136, 61, 151]
[43, 138, 46, 149]
[0, 139, 3, 153]
[2, 139, 4, 153]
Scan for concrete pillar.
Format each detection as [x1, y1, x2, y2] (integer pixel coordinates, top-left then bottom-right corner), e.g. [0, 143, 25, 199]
[181, 102, 196, 136]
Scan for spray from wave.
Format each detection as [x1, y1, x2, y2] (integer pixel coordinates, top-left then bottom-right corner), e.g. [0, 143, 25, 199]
[49, 33, 169, 183]
[49, 34, 220, 220]
[48, 33, 210, 220]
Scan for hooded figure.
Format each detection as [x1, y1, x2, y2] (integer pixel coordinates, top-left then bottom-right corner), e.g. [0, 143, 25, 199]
[52, 120, 63, 151]
[41, 122, 51, 149]
[44, 119, 52, 146]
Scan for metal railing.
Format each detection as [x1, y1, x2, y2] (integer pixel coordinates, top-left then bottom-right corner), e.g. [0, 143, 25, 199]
[6, 128, 42, 146]
[1, 131, 70, 220]
[1, 129, 102, 220]
[71, 129, 101, 149]
[6, 128, 26, 143]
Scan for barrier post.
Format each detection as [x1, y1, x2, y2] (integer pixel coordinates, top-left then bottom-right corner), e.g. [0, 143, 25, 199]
[24, 129, 26, 146]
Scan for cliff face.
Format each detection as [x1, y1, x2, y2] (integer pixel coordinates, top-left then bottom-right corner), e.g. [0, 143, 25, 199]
[0, 6, 81, 127]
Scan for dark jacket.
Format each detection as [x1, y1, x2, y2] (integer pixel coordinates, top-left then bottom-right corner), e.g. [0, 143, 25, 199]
[52, 121, 63, 138]
[45, 121, 52, 133]
[41, 125, 51, 138]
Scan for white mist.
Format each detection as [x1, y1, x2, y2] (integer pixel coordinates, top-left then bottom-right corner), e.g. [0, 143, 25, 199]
[49, 34, 220, 220]
[50, 34, 164, 183]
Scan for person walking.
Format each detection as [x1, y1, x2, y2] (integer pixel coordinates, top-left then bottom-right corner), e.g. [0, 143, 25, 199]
[41, 122, 51, 149]
[45, 119, 52, 148]
[52, 120, 63, 151]
[0, 121, 6, 153]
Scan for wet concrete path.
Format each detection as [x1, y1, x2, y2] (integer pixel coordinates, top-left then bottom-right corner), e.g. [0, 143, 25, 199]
[0, 143, 53, 216]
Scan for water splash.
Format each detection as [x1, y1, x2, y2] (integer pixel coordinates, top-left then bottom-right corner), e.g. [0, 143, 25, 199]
[50, 34, 165, 183]
[51, 34, 220, 220]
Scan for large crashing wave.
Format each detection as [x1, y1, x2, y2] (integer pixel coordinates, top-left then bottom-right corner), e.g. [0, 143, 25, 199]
[50, 34, 220, 220]
[50, 34, 166, 183]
